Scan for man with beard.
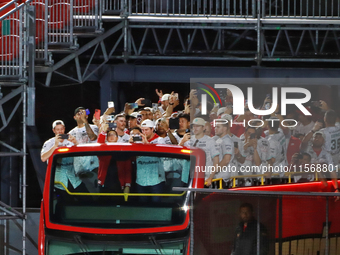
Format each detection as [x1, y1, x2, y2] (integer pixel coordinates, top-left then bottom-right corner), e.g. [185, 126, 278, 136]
[69, 107, 98, 144]
[153, 118, 177, 144]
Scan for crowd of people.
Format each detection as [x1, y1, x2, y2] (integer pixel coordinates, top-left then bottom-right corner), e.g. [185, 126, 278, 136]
[40, 87, 340, 194]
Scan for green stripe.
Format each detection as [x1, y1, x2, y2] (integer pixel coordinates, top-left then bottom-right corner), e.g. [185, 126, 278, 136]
[198, 88, 216, 104]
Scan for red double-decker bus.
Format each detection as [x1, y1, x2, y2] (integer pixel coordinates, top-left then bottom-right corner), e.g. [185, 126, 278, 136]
[38, 143, 205, 255]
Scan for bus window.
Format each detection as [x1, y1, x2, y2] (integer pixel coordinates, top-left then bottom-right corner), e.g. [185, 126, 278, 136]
[49, 151, 194, 229]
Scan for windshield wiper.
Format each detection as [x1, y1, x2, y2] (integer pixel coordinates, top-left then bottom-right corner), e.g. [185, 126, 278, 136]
[149, 235, 164, 255]
[74, 235, 90, 255]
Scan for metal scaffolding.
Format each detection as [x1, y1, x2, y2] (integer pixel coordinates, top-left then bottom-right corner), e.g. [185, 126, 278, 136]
[0, 1, 37, 254]
[30, 0, 340, 86]
[0, 0, 338, 254]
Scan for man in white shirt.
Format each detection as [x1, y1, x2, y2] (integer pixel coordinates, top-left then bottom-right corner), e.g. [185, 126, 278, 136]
[158, 94, 171, 114]
[41, 120, 77, 163]
[41, 120, 84, 197]
[293, 109, 315, 137]
[301, 130, 339, 199]
[213, 118, 235, 181]
[266, 117, 287, 183]
[172, 113, 190, 144]
[182, 118, 219, 186]
[114, 114, 130, 143]
[69, 107, 99, 144]
[153, 118, 177, 144]
[321, 110, 340, 167]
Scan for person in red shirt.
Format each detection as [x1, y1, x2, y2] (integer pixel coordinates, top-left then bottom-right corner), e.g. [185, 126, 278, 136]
[230, 108, 255, 138]
[141, 119, 159, 143]
[97, 124, 131, 194]
[286, 135, 302, 165]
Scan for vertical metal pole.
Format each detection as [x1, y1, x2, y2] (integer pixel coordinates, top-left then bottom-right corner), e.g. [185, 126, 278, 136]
[278, 196, 282, 255]
[325, 197, 329, 255]
[19, 8, 23, 78]
[44, 0, 48, 64]
[257, 197, 260, 255]
[27, 5, 36, 126]
[95, 0, 99, 29]
[189, 191, 194, 255]
[123, 0, 128, 62]
[256, 0, 262, 66]
[70, 0, 74, 47]
[22, 85, 27, 255]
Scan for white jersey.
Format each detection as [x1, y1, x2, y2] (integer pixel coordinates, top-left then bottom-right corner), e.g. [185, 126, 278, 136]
[238, 135, 270, 174]
[213, 135, 233, 162]
[239, 135, 256, 169]
[267, 131, 287, 168]
[321, 126, 340, 165]
[293, 121, 315, 137]
[184, 135, 219, 178]
[226, 134, 241, 171]
[172, 131, 184, 144]
[304, 146, 333, 166]
[41, 137, 74, 164]
[158, 106, 165, 114]
[150, 135, 172, 145]
[68, 125, 99, 144]
[41, 137, 74, 155]
[213, 135, 235, 179]
[117, 133, 130, 143]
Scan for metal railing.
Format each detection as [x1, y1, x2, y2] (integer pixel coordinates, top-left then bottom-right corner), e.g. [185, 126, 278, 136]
[0, 0, 27, 80]
[32, 0, 103, 63]
[103, 0, 122, 14]
[209, 171, 321, 189]
[127, 0, 256, 17]
[263, 0, 340, 19]
[176, 187, 340, 255]
[101, 0, 340, 20]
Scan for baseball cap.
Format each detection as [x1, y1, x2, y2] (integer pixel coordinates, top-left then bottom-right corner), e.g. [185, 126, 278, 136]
[161, 94, 171, 101]
[217, 107, 227, 116]
[128, 112, 139, 118]
[141, 119, 155, 128]
[192, 118, 206, 126]
[313, 130, 325, 140]
[52, 120, 65, 129]
[74, 107, 85, 116]
[220, 114, 232, 122]
[144, 107, 153, 112]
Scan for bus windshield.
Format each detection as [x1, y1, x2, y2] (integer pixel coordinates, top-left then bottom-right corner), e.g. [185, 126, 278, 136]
[49, 150, 194, 229]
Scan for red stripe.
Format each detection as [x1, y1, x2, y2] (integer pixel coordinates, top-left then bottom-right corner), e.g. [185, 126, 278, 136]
[198, 82, 223, 106]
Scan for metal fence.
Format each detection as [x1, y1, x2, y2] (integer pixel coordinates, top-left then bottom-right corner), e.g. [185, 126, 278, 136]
[102, 0, 340, 20]
[32, 0, 102, 63]
[103, 0, 122, 14]
[263, 0, 340, 18]
[0, 0, 26, 80]
[180, 188, 340, 255]
[127, 0, 256, 17]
